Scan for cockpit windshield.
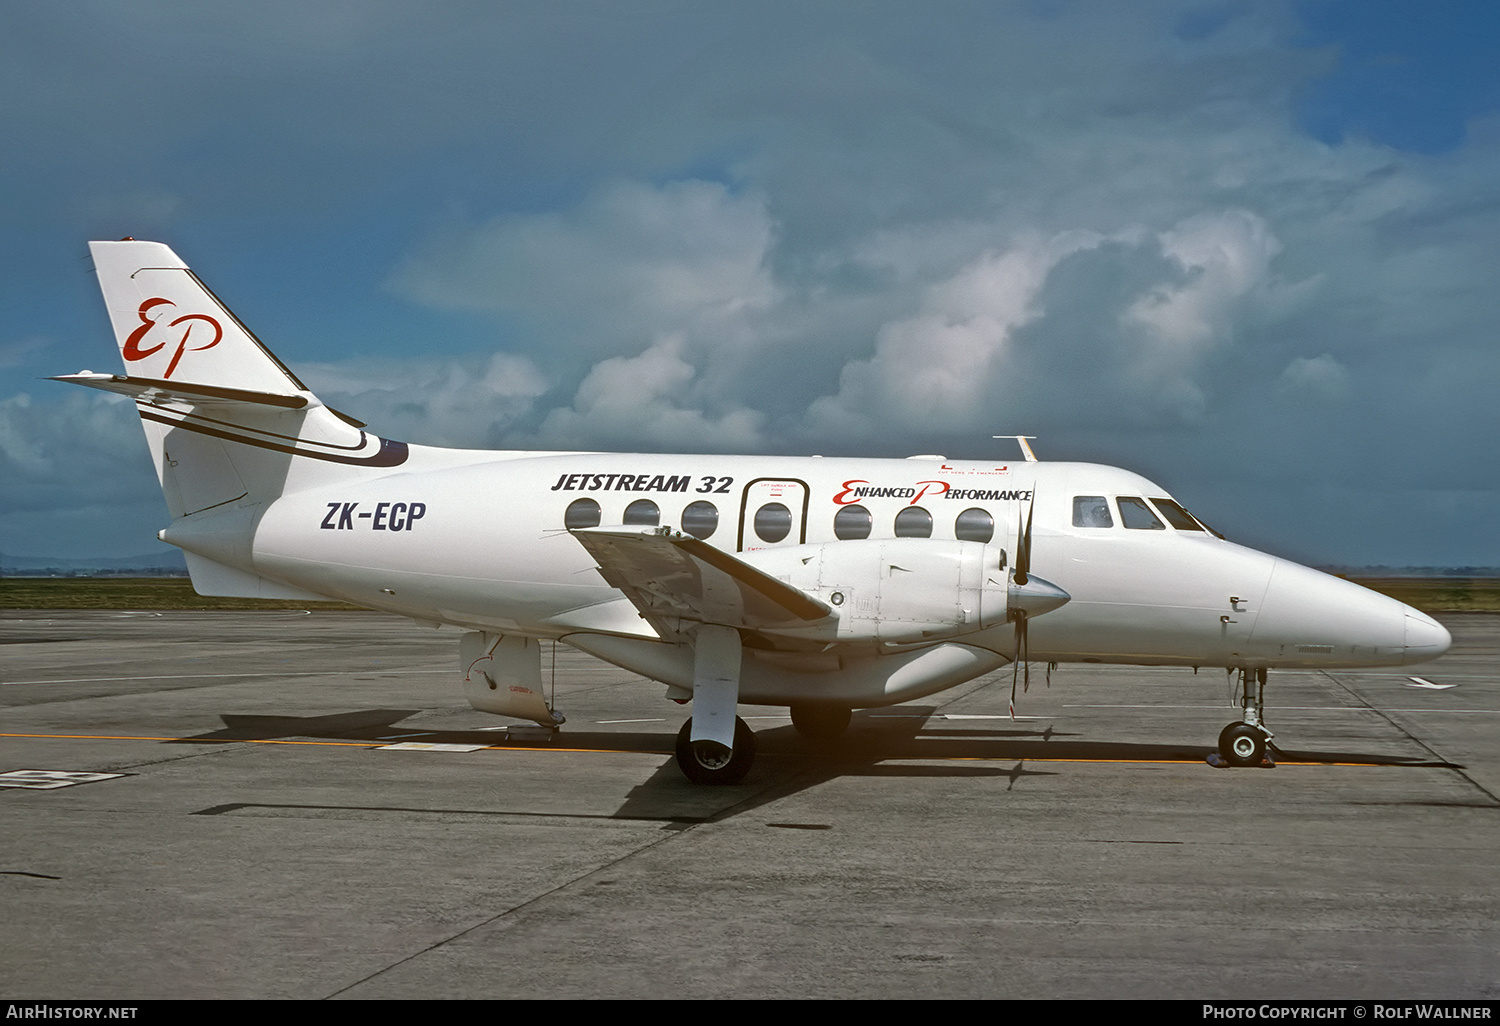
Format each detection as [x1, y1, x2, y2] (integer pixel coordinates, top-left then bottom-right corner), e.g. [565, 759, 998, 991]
[1148, 497, 1204, 532]
[1070, 493, 1225, 539]
[1117, 496, 1165, 530]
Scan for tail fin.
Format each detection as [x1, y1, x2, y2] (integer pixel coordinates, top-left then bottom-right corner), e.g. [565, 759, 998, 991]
[89, 239, 309, 395]
[56, 239, 408, 598]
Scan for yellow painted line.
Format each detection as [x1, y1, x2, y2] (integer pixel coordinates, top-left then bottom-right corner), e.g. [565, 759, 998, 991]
[884, 755, 1397, 767]
[2, 670, 448, 686]
[0, 731, 665, 756]
[2, 731, 375, 747]
[0, 732, 1412, 766]
[483, 745, 670, 755]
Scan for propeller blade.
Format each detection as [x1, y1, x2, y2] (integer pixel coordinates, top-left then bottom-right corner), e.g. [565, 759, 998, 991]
[1014, 498, 1032, 586]
[1008, 491, 1042, 719]
[1022, 610, 1031, 694]
[1009, 610, 1027, 719]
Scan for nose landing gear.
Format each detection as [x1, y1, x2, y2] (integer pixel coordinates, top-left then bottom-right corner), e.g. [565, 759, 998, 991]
[1217, 667, 1274, 767]
[1218, 721, 1267, 766]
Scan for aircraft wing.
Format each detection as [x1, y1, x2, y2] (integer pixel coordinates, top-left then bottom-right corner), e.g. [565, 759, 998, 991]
[571, 527, 835, 644]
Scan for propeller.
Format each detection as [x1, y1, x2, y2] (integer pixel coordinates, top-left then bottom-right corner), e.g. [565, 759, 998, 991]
[1006, 492, 1071, 718]
[1009, 608, 1029, 719]
[1009, 496, 1033, 717]
[1014, 494, 1033, 587]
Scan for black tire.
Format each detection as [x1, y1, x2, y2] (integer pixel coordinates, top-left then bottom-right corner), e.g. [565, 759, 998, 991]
[675, 716, 756, 784]
[790, 703, 852, 741]
[1217, 722, 1238, 756]
[1220, 722, 1266, 767]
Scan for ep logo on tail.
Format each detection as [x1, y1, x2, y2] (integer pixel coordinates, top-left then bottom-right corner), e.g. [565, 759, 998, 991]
[123, 297, 223, 378]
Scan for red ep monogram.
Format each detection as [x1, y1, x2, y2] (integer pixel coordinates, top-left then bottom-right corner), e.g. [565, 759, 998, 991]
[123, 297, 223, 378]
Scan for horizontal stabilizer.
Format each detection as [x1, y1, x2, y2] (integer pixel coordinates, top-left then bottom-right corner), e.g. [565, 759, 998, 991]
[51, 372, 308, 410]
[571, 527, 834, 642]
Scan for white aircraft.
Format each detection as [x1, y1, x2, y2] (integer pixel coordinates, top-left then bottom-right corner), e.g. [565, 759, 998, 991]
[57, 239, 1452, 782]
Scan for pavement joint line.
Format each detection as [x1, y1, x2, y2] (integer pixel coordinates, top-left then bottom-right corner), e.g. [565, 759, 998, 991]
[319, 787, 703, 999]
[1317, 669, 1500, 805]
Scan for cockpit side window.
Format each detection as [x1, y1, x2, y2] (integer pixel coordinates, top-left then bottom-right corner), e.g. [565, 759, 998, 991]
[1117, 496, 1165, 530]
[1072, 495, 1113, 528]
[1149, 497, 1204, 532]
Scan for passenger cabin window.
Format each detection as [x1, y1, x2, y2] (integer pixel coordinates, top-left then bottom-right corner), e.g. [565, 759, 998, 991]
[1117, 496, 1165, 530]
[623, 499, 660, 526]
[564, 497, 601, 530]
[1072, 496, 1113, 528]
[1148, 497, 1204, 532]
[894, 506, 933, 538]
[754, 502, 792, 543]
[681, 500, 719, 539]
[833, 504, 872, 540]
[954, 507, 994, 543]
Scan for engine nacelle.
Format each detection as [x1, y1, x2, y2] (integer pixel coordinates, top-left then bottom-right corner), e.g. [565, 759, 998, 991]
[741, 538, 1008, 643]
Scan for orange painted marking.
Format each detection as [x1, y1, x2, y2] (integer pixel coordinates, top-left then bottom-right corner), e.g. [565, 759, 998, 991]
[0, 731, 664, 755]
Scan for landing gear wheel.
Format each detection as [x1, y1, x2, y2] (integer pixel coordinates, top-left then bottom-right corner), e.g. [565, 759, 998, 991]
[1219, 722, 1266, 767]
[790, 703, 852, 741]
[675, 716, 756, 784]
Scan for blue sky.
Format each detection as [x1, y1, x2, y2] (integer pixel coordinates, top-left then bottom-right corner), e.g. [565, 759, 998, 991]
[2, 0, 1497, 567]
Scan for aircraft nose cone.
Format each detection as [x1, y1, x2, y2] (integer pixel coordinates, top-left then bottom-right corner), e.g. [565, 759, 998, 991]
[1009, 574, 1071, 618]
[1402, 609, 1451, 665]
[1253, 559, 1408, 664]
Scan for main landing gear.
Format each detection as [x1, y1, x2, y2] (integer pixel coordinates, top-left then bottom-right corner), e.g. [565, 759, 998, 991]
[675, 716, 756, 784]
[1218, 667, 1274, 767]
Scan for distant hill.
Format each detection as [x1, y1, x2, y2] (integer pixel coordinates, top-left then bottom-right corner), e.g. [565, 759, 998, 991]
[0, 550, 188, 577]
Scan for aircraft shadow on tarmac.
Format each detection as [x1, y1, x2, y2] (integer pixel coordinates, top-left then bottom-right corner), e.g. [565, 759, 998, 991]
[170, 705, 1465, 824]
[167, 709, 427, 742]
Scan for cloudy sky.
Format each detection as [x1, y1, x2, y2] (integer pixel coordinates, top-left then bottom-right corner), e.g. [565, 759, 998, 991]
[2, 0, 1497, 567]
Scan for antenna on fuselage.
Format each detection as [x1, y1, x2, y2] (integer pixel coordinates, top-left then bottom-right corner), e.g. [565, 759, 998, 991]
[992, 435, 1038, 462]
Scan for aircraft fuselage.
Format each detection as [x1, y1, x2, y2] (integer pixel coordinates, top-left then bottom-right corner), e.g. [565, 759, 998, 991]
[194, 448, 1448, 681]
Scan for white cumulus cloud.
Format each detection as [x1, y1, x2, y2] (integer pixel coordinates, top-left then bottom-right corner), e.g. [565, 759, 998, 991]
[535, 334, 765, 452]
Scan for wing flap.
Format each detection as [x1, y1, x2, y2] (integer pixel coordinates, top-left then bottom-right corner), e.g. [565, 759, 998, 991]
[571, 527, 834, 641]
